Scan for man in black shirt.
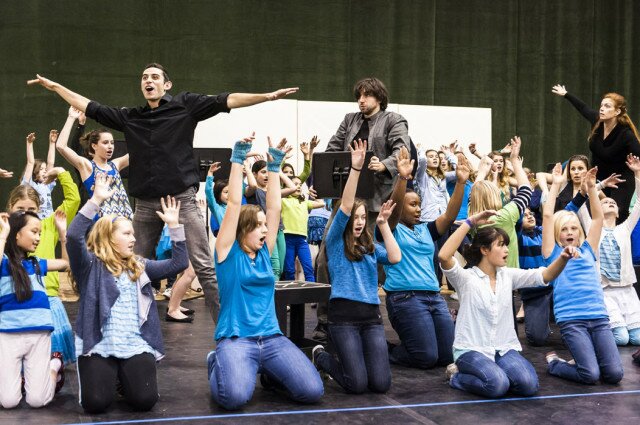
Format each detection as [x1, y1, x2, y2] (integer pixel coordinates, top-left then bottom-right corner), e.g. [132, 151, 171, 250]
[28, 64, 298, 323]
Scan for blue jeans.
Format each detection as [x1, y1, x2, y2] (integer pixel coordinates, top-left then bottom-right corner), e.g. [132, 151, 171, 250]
[520, 286, 553, 346]
[316, 323, 391, 394]
[385, 291, 454, 368]
[612, 326, 640, 346]
[208, 335, 323, 410]
[451, 350, 539, 398]
[548, 318, 623, 384]
[283, 234, 315, 281]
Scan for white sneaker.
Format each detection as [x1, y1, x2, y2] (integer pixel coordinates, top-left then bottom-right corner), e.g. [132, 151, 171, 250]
[163, 288, 172, 299]
[545, 351, 567, 364]
[446, 363, 459, 383]
[312, 345, 325, 367]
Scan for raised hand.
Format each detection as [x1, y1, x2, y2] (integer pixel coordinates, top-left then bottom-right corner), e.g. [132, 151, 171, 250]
[368, 156, 386, 173]
[350, 138, 367, 171]
[627, 154, 640, 174]
[584, 167, 598, 191]
[308, 186, 318, 200]
[0, 212, 10, 240]
[68, 106, 82, 119]
[551, 84, 567, 97]
[509, 136, 522, 160]
[376, 200, 396, 226]
[600, 172, 625, 190]
[0, 167, 13, 179]
[395, 146, 414, 179]
[78, 111, 87, 125]
[91, 172, 116, 204]
[53, 210, 67, 235]
[49, 129, 59, 144]
[26, 74, 58, 91]
[456, 154, 471, 183]
[266, 87, 299, 101]
[156, 196, 181, 228]
[309, 135, 320, 151]
[26, 133, 36, 144]
[43, 167, 65, 184]
[551, 163, 564, 186]
[467, 210, 498, 226]
[207, 162, 222, 176]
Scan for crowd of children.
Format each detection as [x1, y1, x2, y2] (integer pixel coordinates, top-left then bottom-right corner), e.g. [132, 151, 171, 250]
[2, 82, 640, 415]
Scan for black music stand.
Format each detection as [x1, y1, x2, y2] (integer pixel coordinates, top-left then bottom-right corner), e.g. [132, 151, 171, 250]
[193, 148, 232, 181]
[311, 151, 375, 199]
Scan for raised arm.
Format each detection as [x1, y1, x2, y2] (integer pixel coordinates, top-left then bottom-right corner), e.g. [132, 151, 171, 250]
[205, 163, 220, 215]
[266, 138, 288, 253]
[388, 146, 414, 231]
[47, 210, 69, 272]
[298, 136, 319, 183]
[216, 137, 254, 262]
[46, 130, 58, 171]
[56, 107, 92, 178]
[623, 154, 640, 232]
[280, 170, 297, 197]
[226, 87, 299, 109]
[0, 167, 13, 179]
[551, 84, 598, 124]
[339, 139, 367, 215]
[468, 142, 484, 159]
[0, 213, 9, 259]
[541, 246, 578, 282]
[27, 74, 90, 112]
[243, 156, 260, 198]
[476, 155, 494, 181]
[584, 167, 603, 253]
[145, 196, 189, 280]
[22, 133, 36, 182]
[509, 136, 530, 188]
[376, 200, 401, 264]
[542, 163, 564, 258]
[434, 154, 470, 235]
[438, 210, 496, 270]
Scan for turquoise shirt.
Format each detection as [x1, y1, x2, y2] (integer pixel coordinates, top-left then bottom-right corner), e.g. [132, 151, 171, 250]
[545, 241, 608, 323]
[214, 241, 281, 340]
[326, 209, 390, 305]
[383, 221, 440, 292]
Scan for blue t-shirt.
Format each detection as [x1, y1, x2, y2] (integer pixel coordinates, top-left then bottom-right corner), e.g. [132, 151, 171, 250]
[544, 241, 608, 323]
[383, 221, 440, 292]
[446, 179, 473, 221]
[326, 209, 391, 305]
[0, 255, 52, 332]
[214, 241, 282, 340]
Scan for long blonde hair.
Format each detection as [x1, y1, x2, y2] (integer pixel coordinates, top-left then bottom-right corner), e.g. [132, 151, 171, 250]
[468, 180, 503, 216]
[86, 216, 144, 281]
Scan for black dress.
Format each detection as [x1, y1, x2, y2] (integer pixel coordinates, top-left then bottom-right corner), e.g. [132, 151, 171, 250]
[564, 93, 640, 222]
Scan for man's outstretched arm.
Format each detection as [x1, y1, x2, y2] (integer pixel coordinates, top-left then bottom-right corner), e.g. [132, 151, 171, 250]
[226, 87, 299, 109]
[27, 74, 91, 112]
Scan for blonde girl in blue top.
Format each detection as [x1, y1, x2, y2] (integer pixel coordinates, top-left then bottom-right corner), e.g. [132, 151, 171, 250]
[0, 211, 67, 409]
[543, 163, 624, 384]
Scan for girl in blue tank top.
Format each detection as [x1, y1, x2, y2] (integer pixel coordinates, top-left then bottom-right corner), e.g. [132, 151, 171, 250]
[542, 163, 623, 385]
[56, 107, 132, 220]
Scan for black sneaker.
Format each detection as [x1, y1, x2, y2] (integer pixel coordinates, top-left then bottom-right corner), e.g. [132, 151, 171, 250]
[312, 324, 328, 344]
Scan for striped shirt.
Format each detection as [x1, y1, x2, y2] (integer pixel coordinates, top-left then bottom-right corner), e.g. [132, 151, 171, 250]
[0, 255, 52, 333]
[76, 273, 154, 358]
[600, 228, 621, 282]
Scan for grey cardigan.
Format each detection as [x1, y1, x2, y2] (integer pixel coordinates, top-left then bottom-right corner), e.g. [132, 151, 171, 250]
[67, 201, 188, 358]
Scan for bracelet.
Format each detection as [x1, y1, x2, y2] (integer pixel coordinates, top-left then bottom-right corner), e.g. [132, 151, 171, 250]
[351, 166, 362, 172]
[464, 218, 474, 227]
[398, 174, 412, 181]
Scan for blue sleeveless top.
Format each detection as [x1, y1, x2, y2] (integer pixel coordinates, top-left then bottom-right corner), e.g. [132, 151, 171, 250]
[83, 161, 133, 220]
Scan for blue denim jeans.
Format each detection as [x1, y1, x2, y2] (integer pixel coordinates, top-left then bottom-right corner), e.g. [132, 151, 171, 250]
[612, 326, 640, 346]
[519, 286, 553, 346]
[283, 234, 315, 281]
[385, 291, 454, 368]
[548, 318, 623, 384]
[451, 350, 539, 398]
[316, 323, 391, 394]
[208, 335, 323, 410]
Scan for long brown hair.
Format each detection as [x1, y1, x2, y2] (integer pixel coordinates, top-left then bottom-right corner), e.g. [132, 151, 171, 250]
[4, 211, 41, 302]
[86, 216, 144, 281]
[236, 204, 264, 246]
[343, 199, 374, 261]
[589, 93, 640, 142]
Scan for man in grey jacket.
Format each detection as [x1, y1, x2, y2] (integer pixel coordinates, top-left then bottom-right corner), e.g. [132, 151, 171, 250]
[325, 77, 411, 216]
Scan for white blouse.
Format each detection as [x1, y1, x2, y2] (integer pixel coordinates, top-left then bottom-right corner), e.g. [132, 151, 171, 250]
[442, 258, 547, 361]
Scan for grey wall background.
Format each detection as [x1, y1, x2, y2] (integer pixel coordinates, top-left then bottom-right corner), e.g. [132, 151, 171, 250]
[1, 0, 639, 207]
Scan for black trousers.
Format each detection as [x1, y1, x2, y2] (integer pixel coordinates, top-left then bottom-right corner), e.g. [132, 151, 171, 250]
[78, 352, 158, 414]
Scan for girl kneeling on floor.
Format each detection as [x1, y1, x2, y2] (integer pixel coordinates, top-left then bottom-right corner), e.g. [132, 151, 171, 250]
[313, 139, 402, 394]
[543, 164, 624, 384]
[438, 211, 575, 398]
[208, 136, 323, 410]
[67, 174, 188, 414]
[0, 211, 67, 408]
